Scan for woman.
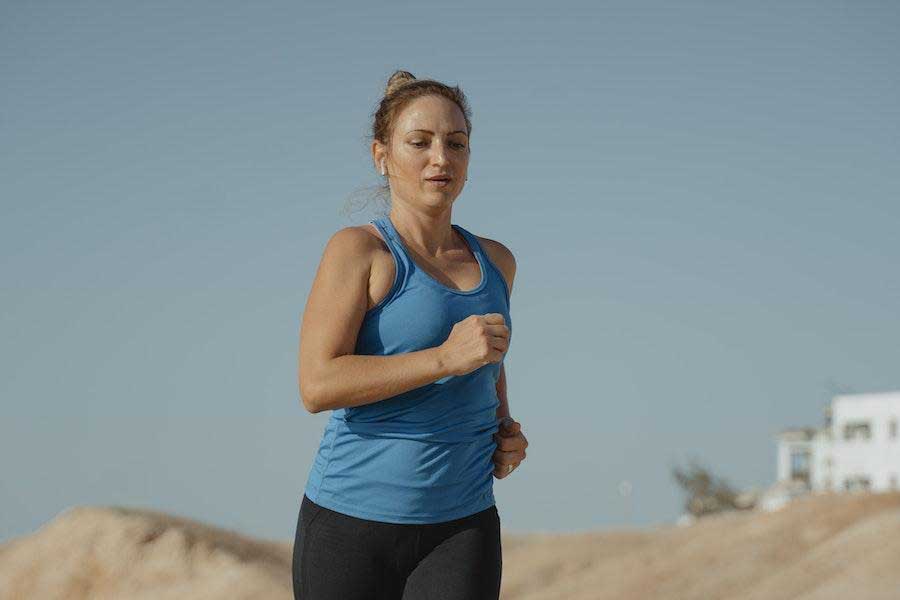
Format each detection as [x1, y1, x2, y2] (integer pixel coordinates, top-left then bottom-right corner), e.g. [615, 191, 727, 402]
[293, 70, 528, 599]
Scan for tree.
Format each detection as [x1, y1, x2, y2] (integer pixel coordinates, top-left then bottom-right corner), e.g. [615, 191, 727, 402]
[671, 457, 741, 518]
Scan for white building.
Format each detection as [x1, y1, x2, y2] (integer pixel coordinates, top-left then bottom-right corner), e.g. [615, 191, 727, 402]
[760, 390, 900, 511]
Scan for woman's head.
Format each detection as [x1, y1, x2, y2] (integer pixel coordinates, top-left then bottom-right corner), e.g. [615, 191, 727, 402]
[369, 70, 472, 214]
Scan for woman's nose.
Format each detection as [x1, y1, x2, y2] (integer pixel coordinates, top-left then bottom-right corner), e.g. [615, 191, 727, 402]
[429, 144, 448, 165]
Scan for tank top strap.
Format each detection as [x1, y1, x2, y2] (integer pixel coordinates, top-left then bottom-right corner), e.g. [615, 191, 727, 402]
[373, 215, 503, 295]
[453, 223, 511, 306]
[450, 223, 487, 264]
[375, 215, 486, 267]
[372, 215, 440, 276]
[371, 216, 406, 261]
[370, 215, 410, 285]
[372, 215, 401, 247]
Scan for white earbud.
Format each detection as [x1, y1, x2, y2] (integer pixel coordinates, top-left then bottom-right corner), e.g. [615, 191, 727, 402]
[380, 159, 386, 176]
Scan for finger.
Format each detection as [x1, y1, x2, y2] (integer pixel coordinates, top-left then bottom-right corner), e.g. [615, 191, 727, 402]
[494, 433, 526, 451]
[482, 313, 506, 325]
[493, 462, 519, 479]
[494, 420, 514, 437]
[502, 421, 521, 433]
[489, 336, 509, 352]
[498, 424, 520, 438]
[496, 419, 518, 436]
[493, 448, 525, 464]
[492, 461, 513, 472]
[485, 324, 510, 338]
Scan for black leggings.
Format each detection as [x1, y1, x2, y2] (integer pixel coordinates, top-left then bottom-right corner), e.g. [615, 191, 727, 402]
[292, 494, 502, 599]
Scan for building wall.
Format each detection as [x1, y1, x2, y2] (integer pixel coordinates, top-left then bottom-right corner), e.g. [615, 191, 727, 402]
[811, 430, 833, 492]
[830, 392, 900, 492]
[776, 439, 794, 482]
[776, 435, 814, 486]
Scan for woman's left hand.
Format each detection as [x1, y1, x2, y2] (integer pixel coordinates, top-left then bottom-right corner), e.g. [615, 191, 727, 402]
[492, 417, 527, 479]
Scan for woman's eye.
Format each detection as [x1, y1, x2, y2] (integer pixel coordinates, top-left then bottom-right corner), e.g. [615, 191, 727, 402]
[408, 141, 466, 149]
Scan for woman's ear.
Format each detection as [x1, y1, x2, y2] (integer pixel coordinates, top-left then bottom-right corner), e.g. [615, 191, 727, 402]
[370, 141, 385, 174]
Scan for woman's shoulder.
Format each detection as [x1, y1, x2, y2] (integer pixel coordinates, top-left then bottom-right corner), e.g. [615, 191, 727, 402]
[472, 232, 516, 293]
[325, 223, 384, 246]
[319, 224, 388, 274]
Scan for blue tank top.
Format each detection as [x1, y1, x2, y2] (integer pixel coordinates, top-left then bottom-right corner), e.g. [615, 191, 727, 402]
[303, 214, 512, 524]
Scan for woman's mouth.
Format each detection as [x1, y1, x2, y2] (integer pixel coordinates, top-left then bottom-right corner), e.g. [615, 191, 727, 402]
[425, 177, 451, 187]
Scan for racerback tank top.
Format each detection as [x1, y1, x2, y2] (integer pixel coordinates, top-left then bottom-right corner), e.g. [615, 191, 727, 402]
[303, 214, 513, 523]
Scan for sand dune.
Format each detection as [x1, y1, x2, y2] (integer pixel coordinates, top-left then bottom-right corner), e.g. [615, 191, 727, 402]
[0, 506, 293, 600]
[2, 492, 899, 599]
[501, 491, 900, 599]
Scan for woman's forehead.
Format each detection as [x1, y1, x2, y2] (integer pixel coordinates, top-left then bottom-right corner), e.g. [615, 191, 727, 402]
[397, 97, 466, 131]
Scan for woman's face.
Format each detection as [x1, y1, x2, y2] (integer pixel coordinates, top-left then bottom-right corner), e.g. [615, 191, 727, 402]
[378, 95, 470, 210]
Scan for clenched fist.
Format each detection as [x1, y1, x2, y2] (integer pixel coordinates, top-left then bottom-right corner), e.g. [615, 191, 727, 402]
[438, 313, 510, 377]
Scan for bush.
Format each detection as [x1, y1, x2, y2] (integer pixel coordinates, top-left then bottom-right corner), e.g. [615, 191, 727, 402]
[671, 458, 743, 518]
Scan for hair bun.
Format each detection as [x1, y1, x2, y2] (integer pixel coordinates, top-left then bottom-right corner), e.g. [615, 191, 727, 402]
[385, 70, 417, 97]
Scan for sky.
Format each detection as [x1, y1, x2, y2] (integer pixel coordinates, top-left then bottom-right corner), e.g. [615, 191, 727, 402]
[2, 0, 898, 542]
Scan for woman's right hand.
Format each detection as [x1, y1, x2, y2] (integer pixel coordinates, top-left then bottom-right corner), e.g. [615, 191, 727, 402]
[438, 313, 510, 377]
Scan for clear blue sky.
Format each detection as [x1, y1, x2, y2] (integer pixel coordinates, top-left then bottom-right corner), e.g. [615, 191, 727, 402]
[2, 0, 898, 542]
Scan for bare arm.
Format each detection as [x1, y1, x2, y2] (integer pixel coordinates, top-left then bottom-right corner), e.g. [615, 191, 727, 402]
[496, 362, 510, 420]
[478, 235, 517, 422]
[298, 227, 452, 414]
[308, 351, 450, 414]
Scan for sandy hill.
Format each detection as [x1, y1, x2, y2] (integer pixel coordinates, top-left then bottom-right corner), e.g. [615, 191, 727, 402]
[2, 491, 899, 599]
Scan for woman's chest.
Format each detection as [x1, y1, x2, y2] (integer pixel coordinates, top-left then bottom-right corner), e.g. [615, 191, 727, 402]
[356, 284, 511, 356]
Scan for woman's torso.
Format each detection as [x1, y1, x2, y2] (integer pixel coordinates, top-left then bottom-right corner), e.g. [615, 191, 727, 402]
[303, 214, 513, 524]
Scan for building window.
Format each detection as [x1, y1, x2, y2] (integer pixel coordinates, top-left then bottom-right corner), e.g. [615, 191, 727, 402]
[790, 450, 810, 481]
[890, 418, 898, 440]
[843, 421, 871, 441]
[844, 475, 871, 492]
[890, 474, 898, 491]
